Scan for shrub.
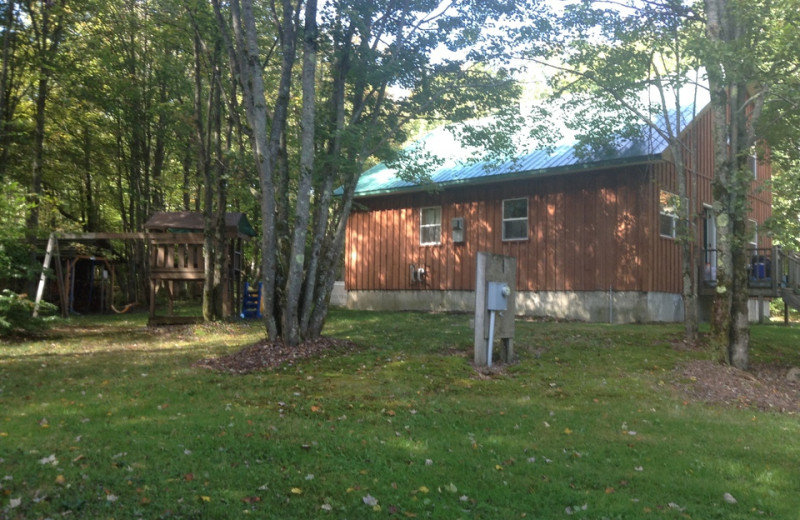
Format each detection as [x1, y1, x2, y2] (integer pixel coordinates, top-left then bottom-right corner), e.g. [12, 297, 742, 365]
[0, 289, 57, 337]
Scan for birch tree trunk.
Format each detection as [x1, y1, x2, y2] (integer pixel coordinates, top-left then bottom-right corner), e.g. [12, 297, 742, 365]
[283, 0, 317, 345]
[229, 0, 298, 340]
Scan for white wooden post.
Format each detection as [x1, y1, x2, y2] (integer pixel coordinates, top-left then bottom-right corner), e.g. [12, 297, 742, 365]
[32, 233, 56, 318]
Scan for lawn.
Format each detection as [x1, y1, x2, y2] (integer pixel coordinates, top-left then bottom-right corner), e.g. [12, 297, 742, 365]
[1, 310, 800, 519]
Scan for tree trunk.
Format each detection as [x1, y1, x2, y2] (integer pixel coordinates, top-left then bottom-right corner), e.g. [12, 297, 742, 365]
[229, 0, 297, 340]
[0, 0, 14, 181]
[82, 123, 97, 232]
[283, 0, 317, 345]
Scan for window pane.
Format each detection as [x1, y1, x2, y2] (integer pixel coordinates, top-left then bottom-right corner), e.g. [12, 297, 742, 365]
[503, 198, 527, 219]
[421, 225, 440, 245]
[420, 207, 442, 245]
[659, 214, 675, 238]
[422, 207, 441, 225]
[659, 191, 677, 216]
[504, 220, 527, 240]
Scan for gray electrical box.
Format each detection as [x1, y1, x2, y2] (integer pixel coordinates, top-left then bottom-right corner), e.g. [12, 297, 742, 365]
[487, 281, 510, 311]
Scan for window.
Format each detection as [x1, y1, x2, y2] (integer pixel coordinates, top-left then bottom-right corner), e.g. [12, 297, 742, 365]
[420, 206, 442, 245]
[747, 219, 758, 249]
[502, 198, 528, 241]
[659, 190, 679, 239]
[748, 151, 758, 179]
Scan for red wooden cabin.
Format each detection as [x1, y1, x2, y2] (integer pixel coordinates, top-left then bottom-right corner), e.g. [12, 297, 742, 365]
[343, 103, 774, 322]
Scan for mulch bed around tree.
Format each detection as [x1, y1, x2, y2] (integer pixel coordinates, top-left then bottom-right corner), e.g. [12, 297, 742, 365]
[674, 360, 800, 413]
[193, 337, 358, 374]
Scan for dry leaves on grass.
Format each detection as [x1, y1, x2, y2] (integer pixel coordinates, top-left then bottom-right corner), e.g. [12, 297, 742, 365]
[674, 360, 800, 413]
[193, 337, 357, 374]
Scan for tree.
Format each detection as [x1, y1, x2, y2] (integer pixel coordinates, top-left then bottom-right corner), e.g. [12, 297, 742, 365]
[700, 0, 800, 368]
[21, 0, 68, 293]
[518, 0, 706, 343]
[217, 0, 531, 344]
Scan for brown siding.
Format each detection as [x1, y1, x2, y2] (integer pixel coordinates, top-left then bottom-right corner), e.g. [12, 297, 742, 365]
[347, 166, 660, 292]
[344, 106, 773, 296]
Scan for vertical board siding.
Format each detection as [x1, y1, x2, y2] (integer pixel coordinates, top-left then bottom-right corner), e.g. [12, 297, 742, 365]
[347, 167, 663, 293]
[345, 108, 772, 297]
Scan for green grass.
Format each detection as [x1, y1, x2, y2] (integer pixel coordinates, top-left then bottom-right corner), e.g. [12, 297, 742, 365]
[2, 310, 800, 519]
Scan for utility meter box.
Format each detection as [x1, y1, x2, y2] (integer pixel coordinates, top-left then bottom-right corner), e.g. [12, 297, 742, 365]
[473, 252, 516, 366]
[487, 282, 510, 311]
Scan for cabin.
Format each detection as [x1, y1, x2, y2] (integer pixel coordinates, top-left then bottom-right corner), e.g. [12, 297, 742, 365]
[342, 102, 777, 323]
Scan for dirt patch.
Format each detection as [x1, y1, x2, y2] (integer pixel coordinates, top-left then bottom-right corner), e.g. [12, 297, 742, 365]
[674, 360, 800, 413]
[194, 336, 358, 374]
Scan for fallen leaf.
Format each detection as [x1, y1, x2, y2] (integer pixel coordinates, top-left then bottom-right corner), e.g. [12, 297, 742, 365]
[418, 486, 429, 494]
[241, 496, 261, 503]
[200, 495, 211, 502]
[38, 454, 57, 465]
[668, 502, 685, 512]
[564, 428, 573, 435]
[291, 488, 303, 495]
[605, 487, 615, 494]
[55, 475, 66, 485]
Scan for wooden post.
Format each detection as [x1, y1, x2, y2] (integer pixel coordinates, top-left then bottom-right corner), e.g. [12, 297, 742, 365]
[33, 233, 55, 318]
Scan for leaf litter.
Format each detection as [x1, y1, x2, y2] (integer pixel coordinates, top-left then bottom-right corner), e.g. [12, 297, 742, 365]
[674, 360, 800, 413]
[193, 337, 358, 374]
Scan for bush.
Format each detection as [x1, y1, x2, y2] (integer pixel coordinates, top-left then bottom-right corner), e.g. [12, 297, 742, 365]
[0, 290, 57, 337]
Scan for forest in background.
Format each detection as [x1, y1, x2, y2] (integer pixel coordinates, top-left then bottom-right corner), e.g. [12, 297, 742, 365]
[0, 0, 798, 364]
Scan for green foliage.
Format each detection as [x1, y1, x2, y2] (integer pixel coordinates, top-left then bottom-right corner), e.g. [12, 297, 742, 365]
[0, 181, 37, 282]
[0, 290, 57, 336]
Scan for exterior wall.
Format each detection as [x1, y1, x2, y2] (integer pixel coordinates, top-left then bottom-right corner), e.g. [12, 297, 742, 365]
[343, 289, 684, 323]
[342, 288, 767, 323]
[343, 107, 774, 323]
[346, 164, 673, 295]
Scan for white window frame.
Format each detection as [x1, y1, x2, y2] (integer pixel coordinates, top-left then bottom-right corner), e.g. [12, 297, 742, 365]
[419, 206, 442, 246]
[659, 190, 679, 239]
[747, 218, 758, 249]
[749, 150, 758, 179]
[502, 197, 529, 241]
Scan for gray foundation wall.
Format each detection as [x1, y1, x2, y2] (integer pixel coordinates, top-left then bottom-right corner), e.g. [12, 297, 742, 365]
[338, 288, 685, 323]
[333, 284, 771, 323]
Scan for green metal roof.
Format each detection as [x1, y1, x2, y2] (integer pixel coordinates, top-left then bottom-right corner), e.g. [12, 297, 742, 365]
[350, 101, 707, 197]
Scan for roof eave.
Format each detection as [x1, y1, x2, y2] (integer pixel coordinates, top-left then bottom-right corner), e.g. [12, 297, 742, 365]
[351, 153, 664, 199]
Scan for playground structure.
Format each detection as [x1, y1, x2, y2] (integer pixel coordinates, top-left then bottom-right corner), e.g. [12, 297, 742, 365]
[32, 211, 257, 324]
